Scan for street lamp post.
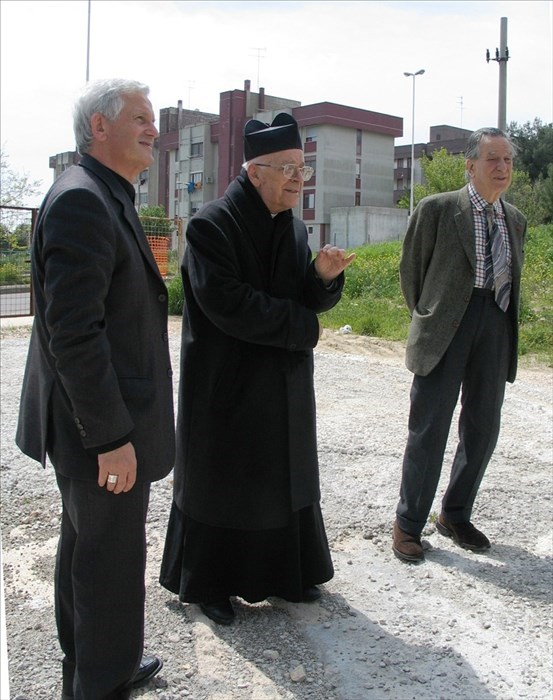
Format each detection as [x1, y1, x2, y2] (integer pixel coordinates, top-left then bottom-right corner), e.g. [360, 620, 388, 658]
[403, 69, 425, 217]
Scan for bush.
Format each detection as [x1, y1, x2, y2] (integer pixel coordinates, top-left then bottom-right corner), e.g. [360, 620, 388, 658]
[518, 224, 553, 362]
[0, 261, 21, 284]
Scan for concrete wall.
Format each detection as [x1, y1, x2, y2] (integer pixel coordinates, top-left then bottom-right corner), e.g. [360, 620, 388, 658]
[329, 206, 408, 248]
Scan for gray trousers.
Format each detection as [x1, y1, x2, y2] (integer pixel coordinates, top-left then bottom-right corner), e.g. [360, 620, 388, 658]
[396, 289, 512, 536]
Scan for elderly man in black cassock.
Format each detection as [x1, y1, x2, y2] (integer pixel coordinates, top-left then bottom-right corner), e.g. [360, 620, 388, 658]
[160, 113, 354, 624]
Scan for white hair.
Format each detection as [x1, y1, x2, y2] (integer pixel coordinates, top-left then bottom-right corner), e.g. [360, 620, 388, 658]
[73, 78, 150, 154]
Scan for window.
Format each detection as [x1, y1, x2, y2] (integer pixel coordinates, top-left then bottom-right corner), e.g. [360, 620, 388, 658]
[303, 192, 315, 209]
[355, 192, 361, 206]
[190, 142, 203, 157]
[355, 159, 361, 177]
[356, 129, 362, 156]
[305, 127, 317, 143]
[305, 156, 316, 175]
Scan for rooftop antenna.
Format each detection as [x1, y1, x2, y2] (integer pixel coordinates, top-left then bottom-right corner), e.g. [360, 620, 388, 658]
[187, 81, 195, 109]
[249, 47, 266, 91]
[457, 96, 464, 127]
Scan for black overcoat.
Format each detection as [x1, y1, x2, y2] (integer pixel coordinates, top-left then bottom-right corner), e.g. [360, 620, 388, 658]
[173, 173, 343, 529]
[16, 155, 175, 482]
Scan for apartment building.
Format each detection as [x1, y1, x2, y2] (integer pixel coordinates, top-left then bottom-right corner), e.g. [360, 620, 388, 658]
[151, 80, 403, 250]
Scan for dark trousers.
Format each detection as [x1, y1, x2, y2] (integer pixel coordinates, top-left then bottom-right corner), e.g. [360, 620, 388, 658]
[396, 289, 512, 536]
[55, 472, 150, 700]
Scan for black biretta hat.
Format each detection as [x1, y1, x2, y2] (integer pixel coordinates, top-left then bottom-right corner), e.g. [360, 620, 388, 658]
[244, 112, 302, 160]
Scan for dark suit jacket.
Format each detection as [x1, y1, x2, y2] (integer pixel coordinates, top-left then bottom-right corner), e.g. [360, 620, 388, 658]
[400, 184, 527, 382]
[16, 155, 175, 482]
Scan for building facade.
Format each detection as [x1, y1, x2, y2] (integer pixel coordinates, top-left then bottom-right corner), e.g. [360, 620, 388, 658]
[151, 80, 403, 250]
[48, 87, 472, 250]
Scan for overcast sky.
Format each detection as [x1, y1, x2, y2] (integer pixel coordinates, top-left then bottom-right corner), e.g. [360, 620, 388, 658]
[1, 0, 552, 205]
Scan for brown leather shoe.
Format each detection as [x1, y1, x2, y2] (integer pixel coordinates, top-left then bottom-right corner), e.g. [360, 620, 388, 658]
[392, 520, 424, 562]
[436, 514, 490, 551]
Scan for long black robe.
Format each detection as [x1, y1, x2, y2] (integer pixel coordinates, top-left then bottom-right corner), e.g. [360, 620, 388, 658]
[160, 171, 343, 602]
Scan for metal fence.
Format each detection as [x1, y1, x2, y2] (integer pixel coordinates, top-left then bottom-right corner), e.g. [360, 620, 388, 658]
[0, 209, 184, 318]
[0, 205, 36, 318]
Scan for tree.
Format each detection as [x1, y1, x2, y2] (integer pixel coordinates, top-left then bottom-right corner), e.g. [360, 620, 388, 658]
[536, 164, 553, 223]
[504, 170, 547, 228]
[508, 119, 553, 183]
[397, 148, 466, 209]
[0, 149, 42, 206]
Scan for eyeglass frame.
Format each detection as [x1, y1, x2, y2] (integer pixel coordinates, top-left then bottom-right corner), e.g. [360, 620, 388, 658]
[253, 162, 314, 182]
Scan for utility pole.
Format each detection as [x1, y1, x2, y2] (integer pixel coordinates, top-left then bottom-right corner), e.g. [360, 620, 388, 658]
[486, 17, 509, 131]
[86, 0, 91, 82]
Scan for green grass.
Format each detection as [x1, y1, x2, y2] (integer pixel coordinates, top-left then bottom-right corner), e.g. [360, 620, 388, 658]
[518, 225, 553, 363]
[167, 226, 553, 365]
[320, 241, 411, 342]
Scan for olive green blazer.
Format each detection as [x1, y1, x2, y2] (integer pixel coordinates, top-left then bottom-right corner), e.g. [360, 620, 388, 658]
[400, 185, 527, 382]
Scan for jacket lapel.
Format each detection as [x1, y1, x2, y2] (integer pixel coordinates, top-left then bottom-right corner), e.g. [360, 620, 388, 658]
[454, 185, 476, 272]
[78, 155, 163, 282]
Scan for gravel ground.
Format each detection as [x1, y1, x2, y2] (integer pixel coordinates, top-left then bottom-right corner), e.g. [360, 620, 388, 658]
[1, 316, 552, 700]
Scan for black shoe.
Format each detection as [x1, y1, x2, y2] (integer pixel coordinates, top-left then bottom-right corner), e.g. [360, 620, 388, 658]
[302, 586, 322, 602]
[61, 656, 162, 698]
[199, 599, 235, 625]
[436, 514, 491, 551]
[132, 655, 164, 688]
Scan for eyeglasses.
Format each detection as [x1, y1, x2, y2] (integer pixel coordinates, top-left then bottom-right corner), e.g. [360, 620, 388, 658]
[254, 163, 314, 182]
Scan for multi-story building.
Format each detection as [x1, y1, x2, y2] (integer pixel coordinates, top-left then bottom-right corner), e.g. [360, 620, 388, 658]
[48, 150, 152, 208]
[151, 79, 403, 250]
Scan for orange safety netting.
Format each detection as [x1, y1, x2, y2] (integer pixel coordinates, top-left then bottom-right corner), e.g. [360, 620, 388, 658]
[146, 236, 169, 278]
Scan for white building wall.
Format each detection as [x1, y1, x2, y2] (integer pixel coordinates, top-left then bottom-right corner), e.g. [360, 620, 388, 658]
[361, 132, 395, 206]
[330, 206, 408, 248]
[303, 125, 396, 227]
[316, 125, 356, 220]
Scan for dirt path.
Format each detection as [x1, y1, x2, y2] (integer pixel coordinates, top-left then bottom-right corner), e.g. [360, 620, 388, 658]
[1, 320, 552, 699]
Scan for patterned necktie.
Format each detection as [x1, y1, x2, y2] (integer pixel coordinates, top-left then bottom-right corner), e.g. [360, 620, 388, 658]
[485, 205, 511, 312]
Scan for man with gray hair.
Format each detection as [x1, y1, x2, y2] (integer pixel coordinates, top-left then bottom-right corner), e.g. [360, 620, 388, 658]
[392, 127, 527, 563]
[16, 78, 175, 698]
